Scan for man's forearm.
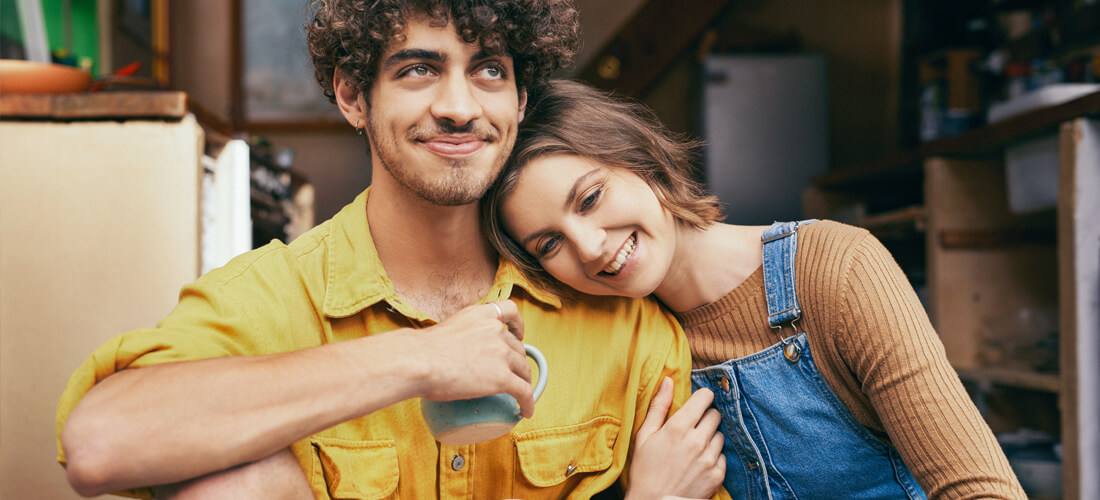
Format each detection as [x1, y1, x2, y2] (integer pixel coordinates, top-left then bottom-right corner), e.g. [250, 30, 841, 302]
[61, 329, 427, 497]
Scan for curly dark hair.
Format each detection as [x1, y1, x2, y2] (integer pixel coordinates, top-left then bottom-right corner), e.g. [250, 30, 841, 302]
[306, 0, 580, 104]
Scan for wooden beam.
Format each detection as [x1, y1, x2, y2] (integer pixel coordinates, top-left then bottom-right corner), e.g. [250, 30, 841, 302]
[578, 0, 730, 98]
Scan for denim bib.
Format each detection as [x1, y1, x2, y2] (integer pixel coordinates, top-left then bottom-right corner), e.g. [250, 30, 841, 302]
[691, 220, 927, 499]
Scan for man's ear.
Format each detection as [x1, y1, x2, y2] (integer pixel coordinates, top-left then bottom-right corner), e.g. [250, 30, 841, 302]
[334, 69, 367, 129]
[518, 88, 528, 123]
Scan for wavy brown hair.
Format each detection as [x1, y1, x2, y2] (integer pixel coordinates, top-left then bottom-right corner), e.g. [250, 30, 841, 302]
[482, 80, 723, 293]
[306, 0, 580, 103]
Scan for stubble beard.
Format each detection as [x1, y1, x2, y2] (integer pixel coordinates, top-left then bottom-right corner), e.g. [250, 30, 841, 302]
[366, 113, 509, 207]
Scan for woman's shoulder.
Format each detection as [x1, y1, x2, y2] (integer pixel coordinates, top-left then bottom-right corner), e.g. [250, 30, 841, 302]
[798, 219, 874, 255]
[795, 219, 902, 283]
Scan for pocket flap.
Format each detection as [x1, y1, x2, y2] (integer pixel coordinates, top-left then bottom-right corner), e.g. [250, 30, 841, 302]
[514, 415, 621, 487]
[312, 437, 398, 499]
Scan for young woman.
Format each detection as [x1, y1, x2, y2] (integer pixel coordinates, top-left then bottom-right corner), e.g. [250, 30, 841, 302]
[482, 80, 1027, 499]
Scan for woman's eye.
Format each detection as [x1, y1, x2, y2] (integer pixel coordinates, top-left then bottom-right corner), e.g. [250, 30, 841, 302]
[537, 236, 560, 258]
[580, 188, 602, 212]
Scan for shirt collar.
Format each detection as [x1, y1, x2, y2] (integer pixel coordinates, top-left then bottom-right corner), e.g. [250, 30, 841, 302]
[322, 188, 561, 319]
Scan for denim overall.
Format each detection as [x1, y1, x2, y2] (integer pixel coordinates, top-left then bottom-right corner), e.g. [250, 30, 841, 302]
[691, 220, 927, 500]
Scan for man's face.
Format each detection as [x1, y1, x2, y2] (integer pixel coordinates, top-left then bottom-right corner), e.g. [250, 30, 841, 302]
[365, 16, 526, 206]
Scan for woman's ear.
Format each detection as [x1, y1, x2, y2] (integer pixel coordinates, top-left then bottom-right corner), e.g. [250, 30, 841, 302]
[334, 69, 367, 130]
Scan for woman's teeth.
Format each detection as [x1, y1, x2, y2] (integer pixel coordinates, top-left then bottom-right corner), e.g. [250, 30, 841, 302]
[603, 234, 636, 275]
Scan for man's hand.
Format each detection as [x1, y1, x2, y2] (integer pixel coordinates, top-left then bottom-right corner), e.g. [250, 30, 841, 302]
[409, 300, 537, 417]
[625, 378, 725, 500]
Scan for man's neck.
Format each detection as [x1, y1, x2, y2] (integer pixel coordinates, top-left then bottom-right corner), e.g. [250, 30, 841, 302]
[366, 182, 498, 320]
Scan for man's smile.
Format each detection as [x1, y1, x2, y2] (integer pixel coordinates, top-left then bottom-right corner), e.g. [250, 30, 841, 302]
[418, 134, 489, 157]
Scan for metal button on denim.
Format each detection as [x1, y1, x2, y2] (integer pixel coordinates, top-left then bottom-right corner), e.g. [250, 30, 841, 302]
[719, 377, 731, 392]
[783, 341, 802, 362]
[451, 454, 465, 471]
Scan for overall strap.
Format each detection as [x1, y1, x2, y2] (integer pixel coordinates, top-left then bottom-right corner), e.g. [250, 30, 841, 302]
[761, 219, 817, 328]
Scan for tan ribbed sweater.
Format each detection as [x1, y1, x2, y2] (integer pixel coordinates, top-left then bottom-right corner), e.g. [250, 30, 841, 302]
[674, 221, 1026, 499]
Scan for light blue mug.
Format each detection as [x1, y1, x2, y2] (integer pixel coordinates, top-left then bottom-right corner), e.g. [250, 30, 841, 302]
[420, 344, 548, 445]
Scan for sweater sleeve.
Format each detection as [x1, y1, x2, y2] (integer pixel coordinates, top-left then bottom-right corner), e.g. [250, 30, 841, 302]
[833, 232, 1026, 499]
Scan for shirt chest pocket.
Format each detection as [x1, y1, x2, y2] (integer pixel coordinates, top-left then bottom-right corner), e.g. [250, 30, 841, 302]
[310, 437, 399, 500]
[513, 416, 622, 494]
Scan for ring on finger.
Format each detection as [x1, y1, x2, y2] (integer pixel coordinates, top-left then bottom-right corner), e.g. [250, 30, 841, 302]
[489, 301, 504, 322]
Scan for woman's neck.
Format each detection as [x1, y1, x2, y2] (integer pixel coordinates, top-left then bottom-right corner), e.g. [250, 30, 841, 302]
[654, 222, 765, 313]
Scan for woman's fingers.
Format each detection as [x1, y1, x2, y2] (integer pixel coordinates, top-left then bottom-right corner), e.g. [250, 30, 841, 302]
[666, 388, 714, 429]
[697, 407, 721, 433]
[705, 427, 725, 463]
[638, 377, 675, 440]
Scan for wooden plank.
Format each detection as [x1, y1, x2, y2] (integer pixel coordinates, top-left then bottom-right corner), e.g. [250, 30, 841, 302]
[0, 91, 188, 120]
[0, 94, 52, 116]
[861, 205, 926, 232]
[52, 92, 187, 119]
[956, 367, 1060, 393]
[578, 0, 730, 98]
[939, 228, 1057, 248]
[1058, 118, 1081, 500]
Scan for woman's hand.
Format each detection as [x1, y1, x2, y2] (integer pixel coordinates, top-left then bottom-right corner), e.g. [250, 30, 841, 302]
[625, 377, 725, 500]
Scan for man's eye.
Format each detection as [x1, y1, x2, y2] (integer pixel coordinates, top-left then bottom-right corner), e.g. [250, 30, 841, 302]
[480, 65, 505, 80]
[402, 65, 432, 78]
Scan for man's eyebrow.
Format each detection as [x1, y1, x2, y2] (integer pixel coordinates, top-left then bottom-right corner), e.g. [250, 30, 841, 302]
[382, 49, 445, 70]
[519, 168, 601, 248]
[471, 49, 496, 62]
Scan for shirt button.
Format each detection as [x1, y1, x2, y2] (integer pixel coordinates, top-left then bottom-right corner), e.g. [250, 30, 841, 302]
[451, 454, 465, 471]
[719, 377, 730, 392]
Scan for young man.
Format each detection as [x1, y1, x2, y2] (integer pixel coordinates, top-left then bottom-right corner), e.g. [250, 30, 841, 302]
[56, 2, 705, 498]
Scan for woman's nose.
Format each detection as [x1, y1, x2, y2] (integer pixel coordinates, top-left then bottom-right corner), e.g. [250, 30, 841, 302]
[572, 227, 606, 265]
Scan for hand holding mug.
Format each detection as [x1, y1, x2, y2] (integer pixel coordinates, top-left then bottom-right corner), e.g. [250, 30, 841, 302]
[414, 301, 548, 444]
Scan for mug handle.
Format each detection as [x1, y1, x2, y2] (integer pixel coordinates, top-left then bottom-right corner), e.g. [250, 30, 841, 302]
[524, 344, 548, 401]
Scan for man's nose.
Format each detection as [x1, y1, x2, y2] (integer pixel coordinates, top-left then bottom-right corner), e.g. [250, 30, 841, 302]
[431, 75, 483, 126]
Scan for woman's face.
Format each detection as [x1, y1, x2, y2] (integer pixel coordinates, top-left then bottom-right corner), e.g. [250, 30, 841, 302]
[501, 154, 679, 297]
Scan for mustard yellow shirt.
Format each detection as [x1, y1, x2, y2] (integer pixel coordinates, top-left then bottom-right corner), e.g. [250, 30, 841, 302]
[56, 189, 694, 499]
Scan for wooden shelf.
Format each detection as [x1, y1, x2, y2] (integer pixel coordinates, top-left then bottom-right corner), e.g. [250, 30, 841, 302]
[956, 367, 1061, 393]
[814, 90, 1100, 188]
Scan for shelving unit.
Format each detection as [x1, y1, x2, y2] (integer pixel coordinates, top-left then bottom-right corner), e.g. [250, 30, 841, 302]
[805, 91, 1100, 500]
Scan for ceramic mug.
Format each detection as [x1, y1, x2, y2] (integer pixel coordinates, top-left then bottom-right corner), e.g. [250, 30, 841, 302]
[420, 344, 548, 445]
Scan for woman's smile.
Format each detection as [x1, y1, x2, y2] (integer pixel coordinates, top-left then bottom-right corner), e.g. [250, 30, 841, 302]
[600, 232, 637, 276]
